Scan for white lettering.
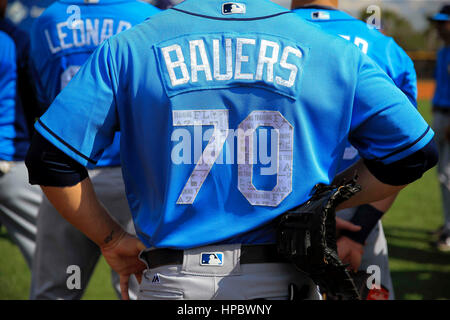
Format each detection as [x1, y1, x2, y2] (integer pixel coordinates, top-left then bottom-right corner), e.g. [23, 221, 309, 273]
[162, 44, 190, 86]
[256, 39, 279, 82]
[100, 18, 114, 43]
[276, 46, 302, 88]
[85, 18, 99, 46]
[213, 38, 233, 81]
[73, 20, 85, 47]
[116, 20, 132, 33]
[189, 39, 213, 83]
[56, 22, 72, 50]
[45, 29, 61, 54]
[235, 38, 255, 80]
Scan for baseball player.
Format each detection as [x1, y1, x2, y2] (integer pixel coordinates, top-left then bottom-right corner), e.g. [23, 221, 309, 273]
[429, 4, 450, 252]
[0, 0, 42, 270]
[26, 0, 437, 300]
[5, 0, 56, 32]
[292, 0, 419, 299]
[28, 0, 160, 300]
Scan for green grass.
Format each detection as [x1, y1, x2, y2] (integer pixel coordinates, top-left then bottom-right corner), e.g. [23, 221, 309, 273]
[382, 99, 450, 300]
[0, 100, 449, 300]
[0, 229, 116, 300]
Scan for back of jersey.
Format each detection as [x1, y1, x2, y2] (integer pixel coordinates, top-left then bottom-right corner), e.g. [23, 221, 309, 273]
[31, 0, 160, 110]
[37, 0, 432, 249]
[30, 0, 160, 166]
[293, 7, 417, 105]
[293, 6, 418, 171]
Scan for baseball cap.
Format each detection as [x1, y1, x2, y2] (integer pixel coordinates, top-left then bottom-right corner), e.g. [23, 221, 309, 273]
[430, 4, 450, 22]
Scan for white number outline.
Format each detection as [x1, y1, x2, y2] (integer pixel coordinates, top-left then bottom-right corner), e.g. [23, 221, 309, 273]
[237, 110, 293, 207]
[173, 109, 294, 207]
[173, 109, 229, 204]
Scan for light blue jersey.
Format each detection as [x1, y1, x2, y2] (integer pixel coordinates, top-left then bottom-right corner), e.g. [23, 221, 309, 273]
[293, 6, 418, 171]
[30, 0, 160, 167]
[0, 31, 30, 161]
[36, 0, 433, 249]
[433, 47, 450, 108]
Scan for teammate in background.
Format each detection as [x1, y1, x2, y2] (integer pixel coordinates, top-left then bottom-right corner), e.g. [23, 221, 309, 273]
[5, 0, 56, 32]
[26, 0, 437, 300]
[0, 0, 42, 270]
[292, 0, 419, 300]
[28, 0, 160, 300]
[0, 0, 40, 135]
[429, 5, 450, 252]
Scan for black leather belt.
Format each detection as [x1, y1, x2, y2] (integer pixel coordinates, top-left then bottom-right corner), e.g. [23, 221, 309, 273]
[140, 244, 289, 269]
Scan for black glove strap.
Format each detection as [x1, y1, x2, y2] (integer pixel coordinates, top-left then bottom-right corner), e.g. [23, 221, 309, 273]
[340, 204, 384, 244]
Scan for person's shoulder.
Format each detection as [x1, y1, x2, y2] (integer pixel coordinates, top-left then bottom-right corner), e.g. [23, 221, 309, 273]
[0, 30, 14, 48]
[0, 30, 15, 64]
[115, 0, 162, 24]
[32, 1, 65, 27]
[282, 11, 365, 60]
[131, 0, 162, 13]
[371, 32, 412, 67]
[437, 46, 449, 56]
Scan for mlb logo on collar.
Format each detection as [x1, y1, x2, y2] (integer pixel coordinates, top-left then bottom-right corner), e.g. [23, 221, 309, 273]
[200, 252, 224, 266]
[311, 10, 330, 20]
[222, 2, 246, 15]
[84, 0, 99, 3]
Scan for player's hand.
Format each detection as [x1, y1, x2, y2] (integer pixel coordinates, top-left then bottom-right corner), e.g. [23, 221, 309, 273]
[335, 217, 361, 237]
[100, 230, 147, 300]
[337, 236, 364, 272]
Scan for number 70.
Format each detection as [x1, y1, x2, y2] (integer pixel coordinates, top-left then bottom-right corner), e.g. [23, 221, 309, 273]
[173, 109, 294, 207]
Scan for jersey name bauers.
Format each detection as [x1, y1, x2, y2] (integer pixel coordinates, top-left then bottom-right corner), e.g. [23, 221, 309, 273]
[160, 37, 303, 89]
[45, 18, 132, 54]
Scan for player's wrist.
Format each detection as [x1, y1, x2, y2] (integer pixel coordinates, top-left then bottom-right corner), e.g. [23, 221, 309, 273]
[340, 204, 385, 244]
[99, 227, 127, 251]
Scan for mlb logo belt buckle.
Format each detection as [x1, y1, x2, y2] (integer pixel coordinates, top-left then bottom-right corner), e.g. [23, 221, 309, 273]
[200, 252, 224, 266]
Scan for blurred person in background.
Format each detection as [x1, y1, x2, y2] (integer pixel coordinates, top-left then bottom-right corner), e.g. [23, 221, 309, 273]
[4, 0, 55, 32]
[0, 0, 43, 269]
[430, 4, 450, 252]
[292, 0, 419, 299]
[28, 0, 160, 300]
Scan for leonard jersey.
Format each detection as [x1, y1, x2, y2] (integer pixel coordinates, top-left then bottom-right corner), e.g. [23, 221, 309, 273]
[293, 6, 418, 171]
[30, 0, 160, 167]
[36, 0, 433, 249]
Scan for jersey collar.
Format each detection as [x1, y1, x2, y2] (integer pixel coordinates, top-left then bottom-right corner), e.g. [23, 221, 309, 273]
[171, 0, 290, 20]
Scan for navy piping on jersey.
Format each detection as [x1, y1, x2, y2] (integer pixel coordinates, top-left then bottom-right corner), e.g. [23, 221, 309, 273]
[375, 125, 431, 162]
[170, 8, 291, 21]
[37, 119, 98, 165]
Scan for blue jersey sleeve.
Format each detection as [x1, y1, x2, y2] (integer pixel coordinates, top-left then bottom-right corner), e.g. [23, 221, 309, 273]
[350, 52, 433, 164]
[35, 40, 118, 168]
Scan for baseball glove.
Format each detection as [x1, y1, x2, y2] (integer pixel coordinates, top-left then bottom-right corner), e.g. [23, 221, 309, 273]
[276, 178, 362, 300]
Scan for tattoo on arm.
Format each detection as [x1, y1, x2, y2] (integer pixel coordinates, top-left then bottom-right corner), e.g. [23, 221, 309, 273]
[104, 230, 114, 244]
